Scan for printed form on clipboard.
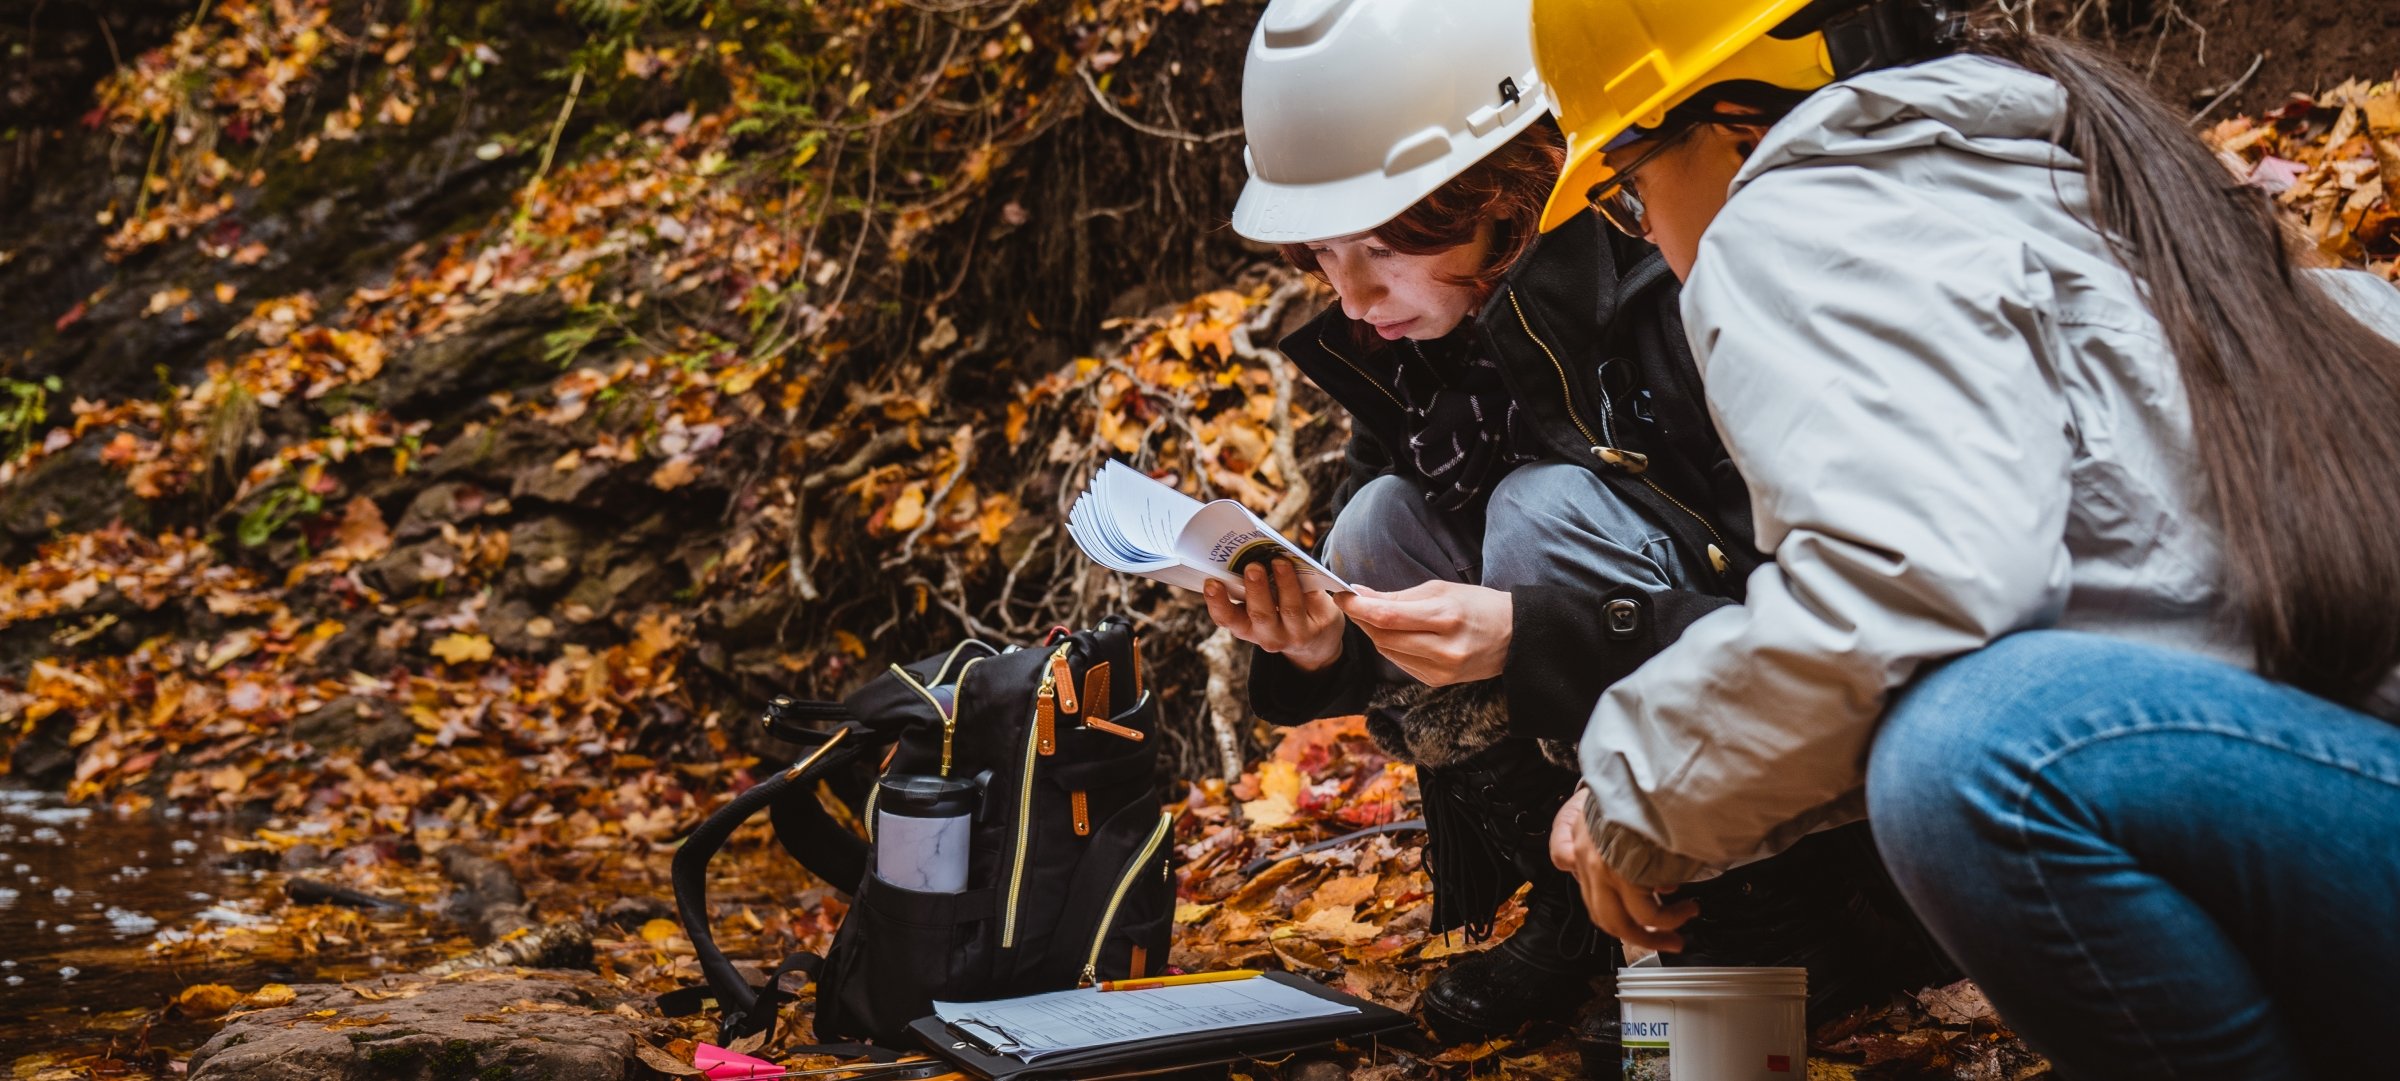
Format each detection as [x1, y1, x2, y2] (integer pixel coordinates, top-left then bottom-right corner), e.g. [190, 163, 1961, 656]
[933, 977, 1360, 1064]
[1065, 461, 1351, 601]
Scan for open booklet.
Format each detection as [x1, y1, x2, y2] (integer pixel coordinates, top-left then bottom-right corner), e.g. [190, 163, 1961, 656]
[1065, 461, 1350, 601]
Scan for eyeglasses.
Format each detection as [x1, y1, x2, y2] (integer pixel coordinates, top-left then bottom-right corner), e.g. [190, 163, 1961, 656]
[1586, 124, 1696, 238]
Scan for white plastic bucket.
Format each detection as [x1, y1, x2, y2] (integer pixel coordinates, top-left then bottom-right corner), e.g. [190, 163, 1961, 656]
[1617, 966, 1807, 1080]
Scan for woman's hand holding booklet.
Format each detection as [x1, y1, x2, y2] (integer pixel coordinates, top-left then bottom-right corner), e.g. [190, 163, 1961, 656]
[1065, 461, 1351, 600]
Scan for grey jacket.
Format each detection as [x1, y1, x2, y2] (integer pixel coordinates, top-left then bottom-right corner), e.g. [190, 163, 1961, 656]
[1579, 54, 2400, 888]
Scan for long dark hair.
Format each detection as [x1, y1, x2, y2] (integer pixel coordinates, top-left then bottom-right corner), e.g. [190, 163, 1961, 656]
[1967, 32, 2400, 704]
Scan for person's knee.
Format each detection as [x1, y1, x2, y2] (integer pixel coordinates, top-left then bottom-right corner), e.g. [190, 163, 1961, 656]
[1485, 462, 1618, 535]
[1325, 474, 1469, 588]
[1325, 475, 1431, 566]
[1482, 462, 1678, 587]
[1332, 474, 1427, 538]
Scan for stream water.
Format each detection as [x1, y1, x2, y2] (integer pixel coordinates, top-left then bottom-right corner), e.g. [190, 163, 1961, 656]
[0, 788, 371, 1058]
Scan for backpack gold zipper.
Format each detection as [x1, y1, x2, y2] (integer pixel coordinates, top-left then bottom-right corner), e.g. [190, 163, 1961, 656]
[1002, 643, 1074, 947]
[1079, 809, 1174, 986]
[1507, 287, 1729, 574]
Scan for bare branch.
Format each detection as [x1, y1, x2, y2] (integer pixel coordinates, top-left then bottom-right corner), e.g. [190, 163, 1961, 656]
[1074, 63, 1244, 145]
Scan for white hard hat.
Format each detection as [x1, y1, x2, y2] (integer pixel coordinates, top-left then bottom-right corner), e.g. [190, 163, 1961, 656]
[1231, 0, 1550, 245]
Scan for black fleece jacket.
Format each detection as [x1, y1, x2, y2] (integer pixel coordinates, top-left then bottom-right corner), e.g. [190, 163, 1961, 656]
[1249, 211, 1763, 743]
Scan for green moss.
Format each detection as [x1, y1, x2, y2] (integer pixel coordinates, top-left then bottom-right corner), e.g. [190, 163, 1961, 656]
[430, 1038, 483, 1080]
[362, 1044, 419, 1072]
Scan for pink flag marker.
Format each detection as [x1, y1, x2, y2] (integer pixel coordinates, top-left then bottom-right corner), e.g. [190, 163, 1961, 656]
[696, 1043, 784, 1080]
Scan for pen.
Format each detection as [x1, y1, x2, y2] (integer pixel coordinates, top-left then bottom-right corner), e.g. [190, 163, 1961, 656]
[1096, 968, 1264, 992]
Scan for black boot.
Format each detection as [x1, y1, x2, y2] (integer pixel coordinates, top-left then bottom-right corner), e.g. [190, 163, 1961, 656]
[1418, 739, 1621, 1042]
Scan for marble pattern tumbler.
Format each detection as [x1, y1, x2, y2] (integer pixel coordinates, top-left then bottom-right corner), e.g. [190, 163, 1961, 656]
[874, 774, 978, 892]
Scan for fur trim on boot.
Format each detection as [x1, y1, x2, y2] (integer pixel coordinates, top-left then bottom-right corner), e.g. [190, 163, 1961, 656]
[1537, 738, 1580, 772]
[1364, 679, 1509, 767]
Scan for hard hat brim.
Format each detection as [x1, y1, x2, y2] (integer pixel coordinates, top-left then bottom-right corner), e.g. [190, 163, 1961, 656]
[1233, 148, 1500, 245]
[1540, 133, 1618, 234]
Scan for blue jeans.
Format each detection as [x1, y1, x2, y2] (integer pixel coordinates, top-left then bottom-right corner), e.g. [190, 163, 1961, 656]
[1868, 631, 2400, 1080]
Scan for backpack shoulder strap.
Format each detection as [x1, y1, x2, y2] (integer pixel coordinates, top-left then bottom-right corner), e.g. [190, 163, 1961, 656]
[670, 727, 870, 1042]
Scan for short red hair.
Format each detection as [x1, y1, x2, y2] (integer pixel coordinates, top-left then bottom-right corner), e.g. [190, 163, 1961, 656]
[1281, 119, 1567, 306]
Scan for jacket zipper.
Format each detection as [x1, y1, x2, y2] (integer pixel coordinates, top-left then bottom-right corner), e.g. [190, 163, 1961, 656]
[1079, 809, 1175, 986]
[1003, 643, 1074, 948]
[1317, 335, 1404, 412]
[1508, 287, 1729, 573]
[1507, 289, 1603, 450]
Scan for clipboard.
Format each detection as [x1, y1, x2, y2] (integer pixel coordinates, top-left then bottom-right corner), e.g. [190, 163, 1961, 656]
[907, 972, 1413, 1080]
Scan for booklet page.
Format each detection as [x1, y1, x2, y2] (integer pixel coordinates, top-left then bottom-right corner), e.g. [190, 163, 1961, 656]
[1173, 500, 1349, 595]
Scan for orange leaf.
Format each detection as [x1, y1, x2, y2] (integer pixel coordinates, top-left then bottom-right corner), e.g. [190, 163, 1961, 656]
[178, 983, 245, 1018]
[886, 483, 928, 533]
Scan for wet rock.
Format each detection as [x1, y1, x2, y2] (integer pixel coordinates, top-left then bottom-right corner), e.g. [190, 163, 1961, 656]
[395, 481, 500, 541]
[310, 617, 397, 676]
[420, 418, 573, 487]
[185, 972, 667, 1081]
[434, 847, 528, 937]
[362, 538, 465, 598]
[290, 695, 415, 763]
[600, 895, 678, 931]
[482, 597, 553, 655]
[0, 433, 150, 563]
[511, 454, 618, 506]
[370, 293, 568, 421]
[5, 713, 79, 786]
[505, 516, 590, 592]
[279, 844, 330, 873]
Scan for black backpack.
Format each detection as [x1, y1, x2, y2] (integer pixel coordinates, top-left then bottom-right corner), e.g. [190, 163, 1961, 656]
[668, 616, 1176, 1047]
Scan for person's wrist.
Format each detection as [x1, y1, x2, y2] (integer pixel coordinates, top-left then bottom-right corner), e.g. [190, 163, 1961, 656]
[1284, 632, 1343, 673]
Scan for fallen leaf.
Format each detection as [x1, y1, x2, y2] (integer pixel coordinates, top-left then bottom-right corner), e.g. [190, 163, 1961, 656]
[1916, 980, 1999, 1027]
[178, 983, 245, 1017]
[331, 497, 391, 561]
[634, 1041, 707, 1076]
[431, 633, 494, 664]
[650, 454, 701, 490]
[886, 482, 927, 533]
[1287, 906, 1379, 946]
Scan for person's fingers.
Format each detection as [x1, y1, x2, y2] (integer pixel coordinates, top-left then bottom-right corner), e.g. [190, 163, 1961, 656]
[1613, 878, 1691, 952]
[1369, 580, 1451, 602]
[1342, 593, 1456, 633]
[1551, 789, 1589, 872]
[1331, 589, 1390, 627]
[1271, 560, 1309, 634]
[1202, 580, 1246, 634]
[1575, 863, 1659, 948]
[1302, 580, 1342, 625]
[1612, 875, 1691, 932]
[1243, 563, 1272, 611]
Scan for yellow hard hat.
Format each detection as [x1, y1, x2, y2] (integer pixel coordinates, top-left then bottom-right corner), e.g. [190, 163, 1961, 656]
[1532, 0, 1951, 231]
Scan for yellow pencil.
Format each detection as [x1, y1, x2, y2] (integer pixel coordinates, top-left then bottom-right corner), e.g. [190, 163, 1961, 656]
[1096, 968, 1264, 992]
